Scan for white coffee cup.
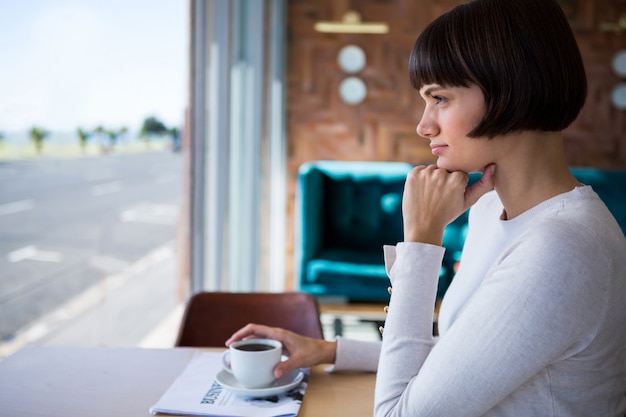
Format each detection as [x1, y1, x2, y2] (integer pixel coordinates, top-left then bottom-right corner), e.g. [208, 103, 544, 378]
[222, 338, 282, 389]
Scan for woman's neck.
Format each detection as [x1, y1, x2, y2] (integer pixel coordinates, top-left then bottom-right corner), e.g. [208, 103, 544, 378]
[491, 131, 580, 220]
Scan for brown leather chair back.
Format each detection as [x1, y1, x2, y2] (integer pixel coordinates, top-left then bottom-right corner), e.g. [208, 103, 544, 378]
[175, 291, 324, 347]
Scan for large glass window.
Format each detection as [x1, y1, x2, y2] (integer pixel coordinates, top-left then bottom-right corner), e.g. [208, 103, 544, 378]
[0, 0, 187, 358]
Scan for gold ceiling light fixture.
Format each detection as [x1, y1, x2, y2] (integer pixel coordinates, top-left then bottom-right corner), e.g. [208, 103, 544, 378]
[314, 10, 389, 34]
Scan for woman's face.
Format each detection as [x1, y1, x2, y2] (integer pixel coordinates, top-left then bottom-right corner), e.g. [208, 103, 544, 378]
[417, 83, 495, 173]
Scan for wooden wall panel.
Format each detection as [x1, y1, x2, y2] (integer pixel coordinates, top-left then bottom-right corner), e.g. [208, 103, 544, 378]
[564, 0, 626, 167]
[283, 0, 626, 288]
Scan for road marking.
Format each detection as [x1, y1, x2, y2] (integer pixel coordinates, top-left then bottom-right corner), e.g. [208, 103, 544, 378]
[138, 304, 184, 348]
[0, 199, 33, 216]
[7, 245, 63, 263]
[91, 181, 122, 196]
[120, 203, 178, 225]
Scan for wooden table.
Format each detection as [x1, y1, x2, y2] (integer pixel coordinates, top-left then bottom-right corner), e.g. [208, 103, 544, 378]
[0, 346, 375, 417]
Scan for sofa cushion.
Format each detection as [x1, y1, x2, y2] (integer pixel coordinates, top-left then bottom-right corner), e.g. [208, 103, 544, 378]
[323, 176, 404, 251]
[324, 177, 382, 249]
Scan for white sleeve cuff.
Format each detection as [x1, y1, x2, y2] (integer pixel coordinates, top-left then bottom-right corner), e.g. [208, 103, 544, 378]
[327, 336, 381, 373]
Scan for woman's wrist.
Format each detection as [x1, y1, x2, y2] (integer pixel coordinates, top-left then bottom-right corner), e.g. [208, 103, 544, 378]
[404, 226, 444, 246]
[322, 339, 338, 364]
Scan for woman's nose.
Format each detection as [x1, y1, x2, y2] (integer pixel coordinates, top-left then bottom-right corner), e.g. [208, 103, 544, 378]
[416, 112, 438, 138]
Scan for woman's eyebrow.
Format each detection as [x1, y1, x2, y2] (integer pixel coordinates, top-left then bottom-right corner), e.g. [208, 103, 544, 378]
[421, 86, 444, 96]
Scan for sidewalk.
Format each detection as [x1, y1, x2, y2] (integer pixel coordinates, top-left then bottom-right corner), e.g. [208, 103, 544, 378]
[0, 242, 184, 359]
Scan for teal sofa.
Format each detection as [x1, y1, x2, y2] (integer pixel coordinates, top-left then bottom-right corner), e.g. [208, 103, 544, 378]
[294, 161, 626, 303]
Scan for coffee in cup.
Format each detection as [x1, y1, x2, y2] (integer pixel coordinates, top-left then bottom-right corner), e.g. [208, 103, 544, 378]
[222, 338, 282, 388]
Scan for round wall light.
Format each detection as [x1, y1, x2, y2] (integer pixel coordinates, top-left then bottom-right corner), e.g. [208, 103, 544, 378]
[337, 45, 366, 73]
[339, 76, 367, 105]
[611, 83, 626, 109]
[612, 50, 626, 77]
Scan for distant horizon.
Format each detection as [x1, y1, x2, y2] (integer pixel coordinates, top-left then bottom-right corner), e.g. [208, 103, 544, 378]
[1, 128, 175, 147]
[0, 0, 187, 133]
[0, 114, 181, 136]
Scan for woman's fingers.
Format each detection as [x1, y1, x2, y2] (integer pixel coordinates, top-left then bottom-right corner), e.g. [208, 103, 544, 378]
[402, 165, 468, 243]
[464, 163, 496, 209]
[225, 323, 276, 346]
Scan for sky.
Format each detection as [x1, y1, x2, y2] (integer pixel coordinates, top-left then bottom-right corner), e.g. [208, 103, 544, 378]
[0, 0, 187, 134]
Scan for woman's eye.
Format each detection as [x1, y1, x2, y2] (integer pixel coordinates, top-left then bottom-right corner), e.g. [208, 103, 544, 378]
[431, 95, 445, 104]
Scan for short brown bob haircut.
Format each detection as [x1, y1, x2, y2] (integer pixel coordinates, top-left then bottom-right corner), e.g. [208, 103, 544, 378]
[409, 0, 587, 138]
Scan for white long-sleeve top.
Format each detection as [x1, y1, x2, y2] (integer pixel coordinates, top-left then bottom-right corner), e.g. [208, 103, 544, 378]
[334, 186, 626, 416]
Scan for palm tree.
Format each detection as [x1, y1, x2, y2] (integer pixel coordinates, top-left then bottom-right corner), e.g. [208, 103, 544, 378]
[28, 126, 50, 154]
[77, 128, 91, 154]
[105, 127, 128, 151]
[139, 116, 168, 148]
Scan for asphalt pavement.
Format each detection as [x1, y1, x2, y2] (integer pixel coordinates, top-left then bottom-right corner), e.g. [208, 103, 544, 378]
[0, 151, 182, 341]
[0, 240, 184, 358]
[0, 151, 185, 358]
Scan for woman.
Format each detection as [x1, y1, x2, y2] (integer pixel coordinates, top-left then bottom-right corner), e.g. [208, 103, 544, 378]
[227, 0, 626, 415]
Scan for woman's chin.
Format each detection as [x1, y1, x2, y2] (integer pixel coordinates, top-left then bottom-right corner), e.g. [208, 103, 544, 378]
[436, 159, 484, 174]
[435, 160, 463, 173]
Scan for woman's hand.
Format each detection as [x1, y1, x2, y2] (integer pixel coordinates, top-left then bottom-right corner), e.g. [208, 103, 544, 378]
[225, 324, 337, 378]
[402, 164, 496, 245]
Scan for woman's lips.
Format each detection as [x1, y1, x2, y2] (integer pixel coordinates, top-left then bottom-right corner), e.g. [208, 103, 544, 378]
[430, 144, 448, 155]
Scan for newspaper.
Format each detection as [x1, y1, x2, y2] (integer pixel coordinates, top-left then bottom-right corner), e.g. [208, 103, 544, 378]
[150, 351, 308, 417]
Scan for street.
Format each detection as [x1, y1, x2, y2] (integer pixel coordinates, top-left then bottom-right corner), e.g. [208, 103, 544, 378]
[0, 151, 182, 342]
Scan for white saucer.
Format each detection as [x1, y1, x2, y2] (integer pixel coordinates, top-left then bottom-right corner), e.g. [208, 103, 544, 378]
[215, 369, 304, 398]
